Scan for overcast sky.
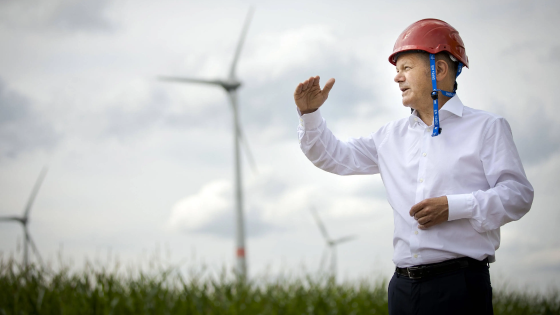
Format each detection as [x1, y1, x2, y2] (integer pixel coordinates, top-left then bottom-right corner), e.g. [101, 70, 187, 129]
[0, 0, 558, 292]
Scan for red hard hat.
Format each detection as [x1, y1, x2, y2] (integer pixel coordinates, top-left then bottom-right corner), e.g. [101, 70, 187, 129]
[388, 19, 469, 68]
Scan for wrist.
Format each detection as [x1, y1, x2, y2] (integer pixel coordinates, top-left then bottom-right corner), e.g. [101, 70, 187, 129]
[300, 108, 318, 115]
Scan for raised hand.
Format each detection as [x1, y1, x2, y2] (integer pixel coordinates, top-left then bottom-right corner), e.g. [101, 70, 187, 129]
[294, 76, 335, 114]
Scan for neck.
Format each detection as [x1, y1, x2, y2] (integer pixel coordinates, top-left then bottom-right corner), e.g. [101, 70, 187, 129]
[415, 93, 451, 126]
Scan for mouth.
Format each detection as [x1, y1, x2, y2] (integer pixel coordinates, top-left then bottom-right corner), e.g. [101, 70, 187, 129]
[400, 87, 409, 94]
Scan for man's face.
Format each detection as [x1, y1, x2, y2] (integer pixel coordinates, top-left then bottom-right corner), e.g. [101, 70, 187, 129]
[394, 53, 432, 109]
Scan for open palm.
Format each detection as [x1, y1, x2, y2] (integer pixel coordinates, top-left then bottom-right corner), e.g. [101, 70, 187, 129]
[294, 76, 335, 114]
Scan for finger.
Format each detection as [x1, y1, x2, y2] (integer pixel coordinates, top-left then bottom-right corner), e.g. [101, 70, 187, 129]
[313, 75, 320, 86]
[410, 201, 424, 217]
[308, 76, 315, 87]
[420, 214, 448, 229]
[302, 79, 310, 90]
[294, 83, 303, 95]
[419, 220, 436, 229]
[417, 216, 431, 225]
[414, 208, 430, 220]
[322, 78, 335, 95]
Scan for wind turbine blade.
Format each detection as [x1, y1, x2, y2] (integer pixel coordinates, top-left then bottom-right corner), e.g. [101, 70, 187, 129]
[319, 247, 329, 272]
[227, 90, 257, 175]
[0, 216, 22, 222]
[26, 230, 44, 266]
[331, 246, 337, 277]
[310, 207, 331, 242]
[158, 76, 223, 86]
[23, 225, 29, 267]
[237, 126, 258, 175]
[229, 6, 254, 80]
[333, 235, 358, 245]
[23, 167, 48, 219]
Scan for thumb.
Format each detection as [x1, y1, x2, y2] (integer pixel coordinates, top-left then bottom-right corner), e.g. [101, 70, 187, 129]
[322, 78, 336, 96]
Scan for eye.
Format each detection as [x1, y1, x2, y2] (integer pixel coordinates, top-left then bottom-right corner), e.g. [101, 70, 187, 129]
[405, 66, 411, 70]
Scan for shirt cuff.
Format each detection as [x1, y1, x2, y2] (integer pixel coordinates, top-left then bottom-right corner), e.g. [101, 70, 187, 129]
[300, 108, 323, 130]
[447, 194, 474, 221]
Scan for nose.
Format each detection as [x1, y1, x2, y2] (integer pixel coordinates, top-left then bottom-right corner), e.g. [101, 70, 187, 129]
[394, 71, 404, 83]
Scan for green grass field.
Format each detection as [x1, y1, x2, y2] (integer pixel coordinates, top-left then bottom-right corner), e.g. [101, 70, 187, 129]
[1, 258, 558, 315]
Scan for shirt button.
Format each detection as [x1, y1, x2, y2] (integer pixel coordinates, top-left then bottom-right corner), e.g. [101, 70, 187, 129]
[419, 178, 424, 183]
[414, 118, 418, 122]
[422, 153, 427, 157]
[414, 231, 418, 235]
[413, 254, 418, 258]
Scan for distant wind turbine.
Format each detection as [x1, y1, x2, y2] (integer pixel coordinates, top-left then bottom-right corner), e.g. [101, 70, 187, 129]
[310, 206, 357, 279]
[159, 8, 256, 280]
[0, 167, 48, 268]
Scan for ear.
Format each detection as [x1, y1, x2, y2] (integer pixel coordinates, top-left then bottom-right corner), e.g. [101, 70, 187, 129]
[435, 59, 449, 82]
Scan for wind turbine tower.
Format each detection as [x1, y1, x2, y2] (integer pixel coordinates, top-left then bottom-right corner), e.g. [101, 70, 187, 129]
[310, 206, 357, 279]
[159, 8, 256, 279]
[0, 167, 47, 267]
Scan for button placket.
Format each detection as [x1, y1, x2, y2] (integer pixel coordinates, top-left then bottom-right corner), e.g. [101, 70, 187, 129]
[410, 125, 431, 262]
[415, 128, 430, 203]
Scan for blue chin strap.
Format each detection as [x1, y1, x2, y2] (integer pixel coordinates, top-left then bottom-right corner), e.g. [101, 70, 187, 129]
[429, 53, 463, 137]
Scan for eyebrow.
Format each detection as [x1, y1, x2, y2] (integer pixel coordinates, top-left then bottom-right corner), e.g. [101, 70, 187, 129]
[397, 59, 412, 68]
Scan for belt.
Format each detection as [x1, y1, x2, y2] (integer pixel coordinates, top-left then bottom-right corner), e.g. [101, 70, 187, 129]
[395, 257, 489, 280]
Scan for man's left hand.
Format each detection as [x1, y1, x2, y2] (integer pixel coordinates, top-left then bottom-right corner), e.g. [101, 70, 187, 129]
[409, 196, 449, 230]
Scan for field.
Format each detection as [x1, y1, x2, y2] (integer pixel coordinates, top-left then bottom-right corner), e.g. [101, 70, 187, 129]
[1, 258, 559, 315]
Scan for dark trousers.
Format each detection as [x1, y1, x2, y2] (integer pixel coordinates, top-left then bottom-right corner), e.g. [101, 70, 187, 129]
[388, 263, 493, 315]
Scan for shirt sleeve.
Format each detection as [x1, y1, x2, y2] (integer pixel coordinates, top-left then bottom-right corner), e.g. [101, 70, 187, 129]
[298, 108, 380, 175]
[447, 117, 534, 232]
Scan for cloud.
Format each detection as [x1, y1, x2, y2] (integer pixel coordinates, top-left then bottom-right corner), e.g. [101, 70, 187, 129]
[0, 79, 59, 158]
[514, 109, 560, 166]
[235, 25, 380, 143]
[488, 96, 560, 166]
[0, 0, 115, 32]
[167, 169, 388, 239]
[99, 25, 380, 146]
[104, 89, 170, 140]
[546, 45, 560, 63]
[168, 180, 232, 234]
[102, 85, 236, 142]
[167, 179, 280, 238]
[48, 0, 114, 32]
[243, 25, 339, 81]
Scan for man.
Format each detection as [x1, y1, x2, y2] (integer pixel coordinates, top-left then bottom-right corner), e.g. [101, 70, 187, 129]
[294, 19, 533, 315]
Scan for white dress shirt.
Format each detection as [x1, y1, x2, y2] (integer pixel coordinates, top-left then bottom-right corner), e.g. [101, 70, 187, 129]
[298, 95, 534, 267]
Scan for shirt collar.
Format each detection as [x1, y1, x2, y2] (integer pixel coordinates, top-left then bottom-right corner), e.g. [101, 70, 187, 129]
[408, 95, 464, 125]
[440, 95, 464, 118]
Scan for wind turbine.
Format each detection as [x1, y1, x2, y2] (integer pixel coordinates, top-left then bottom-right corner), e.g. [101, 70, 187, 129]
[310, 206, 357, 279]
[0, 167, 47, 268]
[159, 8, 256, 279]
